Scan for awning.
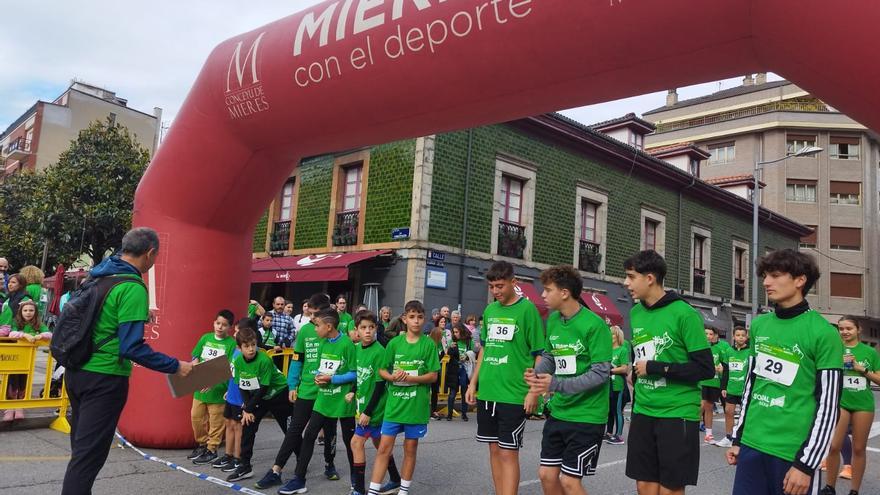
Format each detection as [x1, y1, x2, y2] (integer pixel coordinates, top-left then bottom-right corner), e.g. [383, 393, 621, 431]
[514, 282, 548, 317]
[580, 292, 625, 327]
[698, 306, 733, 336]
[251, 250, 391, 283]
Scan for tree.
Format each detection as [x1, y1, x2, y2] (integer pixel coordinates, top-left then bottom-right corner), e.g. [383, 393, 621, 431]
[0, 170, 56, 268]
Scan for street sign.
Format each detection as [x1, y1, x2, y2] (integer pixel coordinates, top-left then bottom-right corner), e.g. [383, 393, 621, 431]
[426, 268, 447, 289]
[426, 249, 446, 267]
[391, 227, 410, 240]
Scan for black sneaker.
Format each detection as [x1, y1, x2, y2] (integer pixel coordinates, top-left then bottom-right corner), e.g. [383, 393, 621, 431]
[221, 458, 241, 473]
[819, 486, 836, 495]
[187, 445, 207, 460]
[226, 463, 253, 482]
[254, 469, 282, 489]
[212, 454, 233, 469]
[324, 464, 339, 480]
[193, 449, 218, 465]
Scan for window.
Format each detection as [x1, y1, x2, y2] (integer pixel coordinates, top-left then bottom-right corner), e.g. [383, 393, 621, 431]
[342, 165, 363, 211]
[580, 200, 597, 242]
[830, 136, 860, 160]
[500, 175, 524, 224]
[786, 134, 817, 155]
[830, 181, 861, 205]
[108, 113, 117, 127]
[492, 157, 536, 260]
[330, 151, 370, 248]
[691, 227, 711, 294]
[830, 227, 861, 251]
[644, 220, 658, 250]
[640, 208, 666, 255]
[574, 186, 608, 274]
[786, 179, 817, 202]
[689, 158, 700, 177]
[733, 245, 747, 301]
[831, 273, 862, 298]
[708, 142, 735, 165]
[629, 132, 644, 150]
[279, 180, 295, 220]
[799, 225, 817, 249]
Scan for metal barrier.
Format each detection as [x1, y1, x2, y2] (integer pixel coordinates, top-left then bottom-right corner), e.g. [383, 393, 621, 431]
[266, 347, 295, 377]
[0, 338, 70, 433]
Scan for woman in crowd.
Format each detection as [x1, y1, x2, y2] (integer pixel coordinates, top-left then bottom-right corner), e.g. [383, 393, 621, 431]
[18, 266, 45, 313]
[0, 274, 30, 329]
[606, 325, 631, 445]
[446, 323, 474, 421]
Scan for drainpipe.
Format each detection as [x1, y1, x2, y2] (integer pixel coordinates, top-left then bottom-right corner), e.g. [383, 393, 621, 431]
[677, 176, 697, 290]
[458, 129, 474, 310]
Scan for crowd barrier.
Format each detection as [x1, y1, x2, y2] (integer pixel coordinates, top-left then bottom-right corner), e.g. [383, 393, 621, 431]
[0, 338, 70, 433]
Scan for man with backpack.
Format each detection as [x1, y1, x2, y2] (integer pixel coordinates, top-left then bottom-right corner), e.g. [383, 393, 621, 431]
[59, 227, 193, 495]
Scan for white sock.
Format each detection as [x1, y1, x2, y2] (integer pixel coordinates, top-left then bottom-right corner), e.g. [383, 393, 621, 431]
[368, 481, 382, 495]
[706, 428, 713, 437]
[400, 479, 412, 493]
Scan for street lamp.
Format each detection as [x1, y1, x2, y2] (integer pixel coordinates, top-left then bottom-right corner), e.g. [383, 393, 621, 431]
[751, 145, 823, 316]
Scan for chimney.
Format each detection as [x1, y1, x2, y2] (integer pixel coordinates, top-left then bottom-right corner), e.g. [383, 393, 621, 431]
[743, 74, 755, 86]
[666, 89, 678, 107]
[755, 72, 767, 85]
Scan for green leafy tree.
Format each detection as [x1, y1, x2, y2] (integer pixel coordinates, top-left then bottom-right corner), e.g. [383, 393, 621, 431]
[0, 170, 54, 268]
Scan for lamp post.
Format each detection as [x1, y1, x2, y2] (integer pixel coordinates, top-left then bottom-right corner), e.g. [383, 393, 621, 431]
[751, 145, 823, 316]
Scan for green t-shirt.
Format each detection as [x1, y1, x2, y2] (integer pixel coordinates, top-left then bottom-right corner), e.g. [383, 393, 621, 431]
[11, 321, 49, 335]
[740, 309, 843, 462]
[545, 308, 612, 424]
[382, 333, 441, 425]
[338, 311, 354, 333]
[314, 333, 357, 418]
[191, 332, 238, 404]
[233, 350, 288, 400]
[840, 343, 880, 412]
[27, 284, 48, 315]
[293, 322, 321, 400]
[477, 297, 545, 405]
[0, 294, 33, 326]
[248, 303, 258, 319]
[699, 342, 727, 389]
[611, 341, 631, 392]
[81, 275, 149, 377]
[259, 326, 276, 347]
[356, 341, 387, 425]
[725, 345, 751, 397]
[631, 296, 708, 421]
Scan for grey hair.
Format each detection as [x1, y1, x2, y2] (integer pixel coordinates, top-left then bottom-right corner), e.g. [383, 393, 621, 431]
[451, 310, 461, 318]
[121, 227, 160, 256]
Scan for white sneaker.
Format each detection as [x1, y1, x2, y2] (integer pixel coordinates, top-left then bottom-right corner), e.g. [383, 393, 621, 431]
[714, 437, 733, 448]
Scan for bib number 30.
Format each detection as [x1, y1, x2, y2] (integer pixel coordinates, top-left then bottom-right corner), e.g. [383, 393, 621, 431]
[554, 355, 575, 375]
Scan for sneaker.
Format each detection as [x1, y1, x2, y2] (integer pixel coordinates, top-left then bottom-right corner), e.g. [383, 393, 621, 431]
[378, 481, 401, 494]
[839, 465, 853, 480]
[193, 449, 218, 465]
[704, 434, 715, 444]
[714, 437, 733, 448]
[226, 463, 253, 482]
[222, 458, 241, 473]
[317, 436, 325, 446]
[606, 435, 625, 445]
[462, 415, 469, 422]
[255, 469, 282, 489]
[603, 432, 612, 441]
[819, 486, 836, 495]
[324, 465, 340, 480]
[212, 454, 234, 470]
[187, 446, 207, 460]
[278, 476, 308, 494]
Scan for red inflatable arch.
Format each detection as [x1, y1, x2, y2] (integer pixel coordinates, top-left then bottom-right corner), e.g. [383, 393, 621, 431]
[123, 0, 880, 447]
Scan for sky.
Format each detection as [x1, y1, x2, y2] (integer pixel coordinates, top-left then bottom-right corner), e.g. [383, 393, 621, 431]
[0, 1, 781, 133]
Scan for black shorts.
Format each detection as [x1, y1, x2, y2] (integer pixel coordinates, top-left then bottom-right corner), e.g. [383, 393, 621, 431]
[701, 386, 722, 403]
[224, 403, 243, 421]
[540, 416, 604, 478]
[725, 394, 742, 405]
[476, 400, 526, 450]
[625, 413, 700, 488]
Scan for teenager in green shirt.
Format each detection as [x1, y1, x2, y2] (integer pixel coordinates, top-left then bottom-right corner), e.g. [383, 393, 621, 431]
[606, 325, 631, 445]
[700, 326, 727, 444]
[728, 249, 843, 495]
[187, 309, 237, 465]
[466, 261, 544, 495]
[820, 316, 880, 495]
[366, 300, 440, 495]
[337, 294, 355, 336]
[526, 265, 611, 494]
[716, 326, 750, 449]
[623, 250, 715, 494]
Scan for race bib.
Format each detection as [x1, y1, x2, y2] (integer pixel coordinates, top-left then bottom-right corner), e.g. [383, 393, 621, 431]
[488, 323, 515, 341]
[633, 340, 656, 362]
[318, 359, 341, 375]
[843, 375, 866, 391]
[201, 346, 225, 361]
[395, 368, 419, 386]
[239, 377, 259, 390]
[754, 351, 799, 386]
[729, 361, 744, 372]
[554, 349, 576, 376]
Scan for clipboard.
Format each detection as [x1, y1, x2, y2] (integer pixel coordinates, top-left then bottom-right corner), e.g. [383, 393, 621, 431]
[166, 355, 232, 398]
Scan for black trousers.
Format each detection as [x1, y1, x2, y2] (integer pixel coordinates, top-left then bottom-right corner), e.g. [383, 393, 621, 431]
[295, 412, 355, 479]
[274, 397, 337, 469]
[240, 389, 292, 465]
[62, 369, 130, 495]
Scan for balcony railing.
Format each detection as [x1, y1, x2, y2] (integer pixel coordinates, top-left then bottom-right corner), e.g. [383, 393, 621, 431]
[578, 240, 602, 273]
[269, 220, 292, 252]
[333, 210, 359, 246]
[497, 220, 526, 259]
[734, 278, 746, 301]
[654, 99, 831, 134]
[693, 268, 707, 294]
[4, 137, 31, 157]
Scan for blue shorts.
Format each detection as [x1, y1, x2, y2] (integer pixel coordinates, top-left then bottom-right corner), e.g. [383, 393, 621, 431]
[380, 421, 428, 439]
[354, 424, 383, 439]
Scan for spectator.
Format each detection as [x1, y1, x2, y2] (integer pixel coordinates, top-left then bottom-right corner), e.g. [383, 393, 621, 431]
[2, 300, 51, 421]
[248, 299, 266, 319]
[429, 326, 445, 420]
[381, 315, 405, 346]
[335, 295, 354, 334]
[0, 257, 9, 293]
[446, 323, 474, 421]
[283, 300, 295, 317]
[0, 273, 30, 329]
[379, 306, 393, 331]
[450, 310, 462, 329]
[19, 266, 46, 315]
[424, 308, 440, 334]
[291, 299, 310, 333]
[267, 296, 295, 348]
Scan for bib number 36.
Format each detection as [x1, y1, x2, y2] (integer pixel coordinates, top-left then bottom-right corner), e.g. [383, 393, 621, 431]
[488, 324, 514, 341]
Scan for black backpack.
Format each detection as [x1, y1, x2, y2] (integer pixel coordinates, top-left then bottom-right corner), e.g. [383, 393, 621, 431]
[50, 275, 146, 370]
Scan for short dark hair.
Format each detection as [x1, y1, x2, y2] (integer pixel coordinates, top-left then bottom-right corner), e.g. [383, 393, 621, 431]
[216, 309, 235, 325]
[756, 248, 819, 296]
[539, 265, 583, 300]
[355, 310, 378, 327]
[236, 327, 257, 346]
[236, 317, 257, 332]
[404, 300, 425, 315]
[623, 250, 667, 285]
[733, 326, 748, 335]
[308, 293, 332, 310]
[121, 227, 160, 256]
[486, 261, 515, 282]
[336, 294, 347, 303]
[839, 315, 860, 330]
[705, 325, 718, 335]
[262, 313, 273, 320]
[314, 307, 340, 328]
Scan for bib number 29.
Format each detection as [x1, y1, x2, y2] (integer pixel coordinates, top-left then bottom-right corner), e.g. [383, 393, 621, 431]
[755, 352, 798, 386]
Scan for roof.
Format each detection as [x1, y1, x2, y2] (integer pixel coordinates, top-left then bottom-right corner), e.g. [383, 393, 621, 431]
[589, 112, 655, 133]
[647, 142, 711, 159]
[0, 102, 38, 141]
[705, 174, 765, 188]
[643, 80, 791, 115]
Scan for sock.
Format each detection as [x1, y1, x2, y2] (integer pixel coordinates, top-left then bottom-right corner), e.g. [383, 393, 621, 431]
[387, 455, 402, 483]
[706, 428, 713, 437]
[368, 481, 382, 495]
[400, 479, 412, 494]
[353, 462, 366, 493]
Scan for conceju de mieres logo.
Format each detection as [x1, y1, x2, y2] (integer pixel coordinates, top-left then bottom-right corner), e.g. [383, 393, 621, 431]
[225, 31, 270, 120]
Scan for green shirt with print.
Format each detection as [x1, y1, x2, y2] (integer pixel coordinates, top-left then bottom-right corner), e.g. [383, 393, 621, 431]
[338, 311, 354, 333]
[740, 309, 843, 462]
[356, 341, 387, 426]
[11, 321, 49, 335]
[191, 332, 237, 404]
[259, 326, 276, 347]
[631, 296, 708, 421]
[233, 350, 288, 401]
[382, 334, 441, 425]
[81, 275, 148, 377]
[478, 297, 545, 405]
[314, 333, 357, 418]
[611, 341, 631, 392]
[293, 322, 321, 400]
[545, 308, 612, 423]
[725, 345, 751, 397]
[699, 342, 727, 389]
[0, 294, 33, 326]
[840, 342, 880, 412]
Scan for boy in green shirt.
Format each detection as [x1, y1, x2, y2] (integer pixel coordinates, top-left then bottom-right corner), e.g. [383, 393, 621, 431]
[699, 326, 727, 444]
[366, 300, 440, 495]
[715, 326, 749, 449]
[466, 261, 544, 495]
[526, 265, 612, 494]
[623, 250, 715, 494]
[727, 249, 843, 495]
[187, 309, 237, 465]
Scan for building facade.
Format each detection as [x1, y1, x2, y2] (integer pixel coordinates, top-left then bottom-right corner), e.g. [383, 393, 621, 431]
[644, 75, 880, 343]
[251, 113, 806, 334]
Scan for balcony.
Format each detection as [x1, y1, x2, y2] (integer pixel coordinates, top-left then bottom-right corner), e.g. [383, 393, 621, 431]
[4, 138, 32, 161]
[654, 99, 831, 134]
[269, 220, 292, 252]
[578, 240, 602, 273]
[497, 220, 526, 259]
[693, 268, 706, 294]
[333, 210, 359, 247]
[734, 278, 746, 301]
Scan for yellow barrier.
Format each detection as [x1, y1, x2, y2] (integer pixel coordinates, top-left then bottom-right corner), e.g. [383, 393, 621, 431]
[0, 338, 70, 433]
[266, 347, 295, 377]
